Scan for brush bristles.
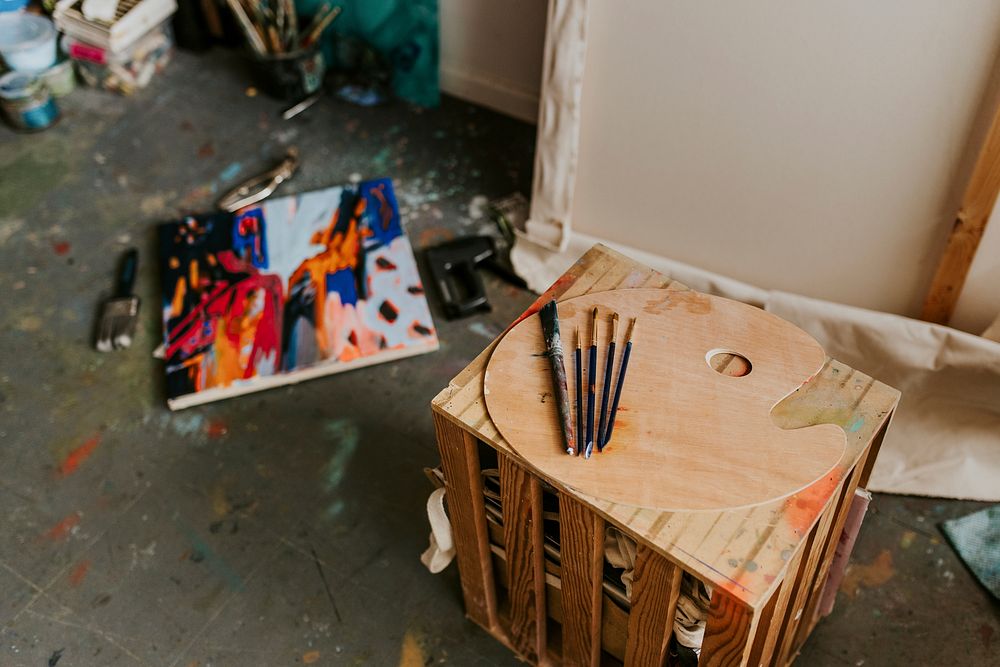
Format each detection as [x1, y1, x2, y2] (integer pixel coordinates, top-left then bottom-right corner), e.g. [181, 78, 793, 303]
[96, 297, 140, 352]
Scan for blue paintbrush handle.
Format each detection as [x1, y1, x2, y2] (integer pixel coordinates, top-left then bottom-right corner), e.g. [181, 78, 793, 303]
[596, 341, 615, 450]
[602, 341, 632, 449]
[575, 346, 583, 457]
[585, 344, 597, 457]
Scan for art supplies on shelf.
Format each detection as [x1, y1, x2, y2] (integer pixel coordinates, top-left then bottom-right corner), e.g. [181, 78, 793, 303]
[54, 0, 177, 54]
[62, 21, 172, 94]
[158, 178, 438, 409]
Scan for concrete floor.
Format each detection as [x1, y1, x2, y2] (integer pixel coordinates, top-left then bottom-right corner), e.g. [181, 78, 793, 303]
[0, 50, 996, 666]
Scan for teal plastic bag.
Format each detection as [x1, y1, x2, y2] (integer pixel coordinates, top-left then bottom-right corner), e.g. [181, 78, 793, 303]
[296, 0, 439, 107]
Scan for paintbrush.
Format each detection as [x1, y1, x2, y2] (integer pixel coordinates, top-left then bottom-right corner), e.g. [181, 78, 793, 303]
[584, 307, 598, 458]
[596, 311, 619, 451]
[602, 317, 636, 449]
[96, 248, 140, 352]
[575, 326, 583, 459]
[539, 300, 575, 455]
[301, 5, 342, 49]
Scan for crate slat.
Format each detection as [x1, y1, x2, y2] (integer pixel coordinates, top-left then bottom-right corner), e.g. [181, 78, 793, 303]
[500, 454, 547, 661]
[702, 589, 759, 667]
[624, 546, 682, 666]
[433, 413, 498, 631]
[559, 494, 605, 667]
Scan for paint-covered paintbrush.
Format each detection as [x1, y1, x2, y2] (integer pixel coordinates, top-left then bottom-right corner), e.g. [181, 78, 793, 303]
[96, 248, 140, 352]
[584, 307, 598, 458]
[596, 311, 619, 451]
[539, 300, 575, 455]
[601, 317, 636, 450]
[575, 326, 583, 459]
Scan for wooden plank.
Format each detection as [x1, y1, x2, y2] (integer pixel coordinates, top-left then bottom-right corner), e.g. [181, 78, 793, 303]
[433, 412, 498, 631]
[559, 493, 604, 667]
[701, 590, 758, 667]
[922, 100, 1000, 324]
[792, 457, 871, 649]
[749, 546, 806, 667]
[773, 496, 840, 666]
[499, 454, 546, 662]
[624, 546, 682, 667]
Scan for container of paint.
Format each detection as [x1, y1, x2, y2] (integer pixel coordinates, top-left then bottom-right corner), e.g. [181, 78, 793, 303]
[0, 0, 29, 13]
[38, 58, 75, 97]
[0, 13, 57, 71]
[249, 44, 326, 101]
[0, 70, 59, 131]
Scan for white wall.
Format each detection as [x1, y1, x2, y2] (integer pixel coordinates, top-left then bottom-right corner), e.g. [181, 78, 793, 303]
[439, 0, 547, 123]
[440, 1, 1000, 331]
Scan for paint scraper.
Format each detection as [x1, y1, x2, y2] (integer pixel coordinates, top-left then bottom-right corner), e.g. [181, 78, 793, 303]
[96, 248, 140, 352]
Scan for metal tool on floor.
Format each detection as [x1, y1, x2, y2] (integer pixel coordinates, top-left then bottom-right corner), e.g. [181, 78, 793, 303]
[96, 248, 140, 352]
[425, 227, 528, 320]
[217, 148, 299, 212]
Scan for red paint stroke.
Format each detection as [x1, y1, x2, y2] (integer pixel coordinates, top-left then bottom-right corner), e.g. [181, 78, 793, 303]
[69, 560, 91, 587]
[52, 241, 71, 256]
[205, 420, 229, 439]
[58, 434, 101, 477]
[370, 183, 394, 230]
[44, 512, 81, 541]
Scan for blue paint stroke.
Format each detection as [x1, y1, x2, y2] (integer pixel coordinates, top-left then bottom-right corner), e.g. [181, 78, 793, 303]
[220, 162, 243, 182]
[325, 268, 358, 307]
[178, 524, 246, 592]
[848, 416, 865, 432]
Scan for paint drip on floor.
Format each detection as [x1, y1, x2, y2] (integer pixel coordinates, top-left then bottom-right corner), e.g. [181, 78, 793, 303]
[841, 549, 895, 599]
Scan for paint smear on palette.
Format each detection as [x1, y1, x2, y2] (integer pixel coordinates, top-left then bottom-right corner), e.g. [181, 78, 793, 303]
[398, 630, 426, 667]
[69, 559, 91, 587]
[57, 433, 101, 477]
[302, 651, 320, 664]
[43, 512, 81, 541]
[840, 549, 895, 598]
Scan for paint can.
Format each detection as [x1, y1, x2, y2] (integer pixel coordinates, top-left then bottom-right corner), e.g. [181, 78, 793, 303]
[38, 58, 75, 97]
[249, 44, 326, 101]
[0, 71, 59, 132]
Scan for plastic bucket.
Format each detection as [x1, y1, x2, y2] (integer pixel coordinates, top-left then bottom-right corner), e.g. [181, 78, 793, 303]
[249, 45, 326, 101]
[0, 13, 57, 71]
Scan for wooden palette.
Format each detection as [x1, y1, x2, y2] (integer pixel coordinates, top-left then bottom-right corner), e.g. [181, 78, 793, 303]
[484, 288, 847, 511]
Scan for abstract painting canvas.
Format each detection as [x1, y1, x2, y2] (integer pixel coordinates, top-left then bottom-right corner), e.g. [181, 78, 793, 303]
[159, 178, 438, 409]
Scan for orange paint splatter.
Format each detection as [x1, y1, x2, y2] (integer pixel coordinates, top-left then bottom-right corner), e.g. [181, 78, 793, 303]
[44, 512, 81, 541]
[58, 434, 101, 477]
[841, 549, 895, 598]
[783, 470, 843, 536]
[69, 560, 91, 587]
[302, 650, 321, 664]
[205, 420, 229, 439]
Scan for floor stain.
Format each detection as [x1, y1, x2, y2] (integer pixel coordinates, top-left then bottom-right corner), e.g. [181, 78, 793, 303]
[841, 549, 895, 598]
[397, 630, 426, 667]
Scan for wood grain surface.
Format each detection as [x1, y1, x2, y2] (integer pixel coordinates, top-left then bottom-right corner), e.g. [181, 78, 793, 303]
[485, 288, 846, 511]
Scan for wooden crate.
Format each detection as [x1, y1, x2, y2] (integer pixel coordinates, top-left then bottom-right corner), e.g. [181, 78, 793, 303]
[431, 245, 899, 667]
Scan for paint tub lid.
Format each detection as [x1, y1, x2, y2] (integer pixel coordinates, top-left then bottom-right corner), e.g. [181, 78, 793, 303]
[0, 70, 41, 99]
[0, 12, 55, 53]
[0, 0, 29, 13]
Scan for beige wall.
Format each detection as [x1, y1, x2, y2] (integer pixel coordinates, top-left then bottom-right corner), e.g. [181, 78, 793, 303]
[441, 1, 1000, 331]
[439, 0, 547, 123]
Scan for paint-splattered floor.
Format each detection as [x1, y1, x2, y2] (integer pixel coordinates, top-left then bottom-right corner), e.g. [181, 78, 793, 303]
[0, 50, 996, 667]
